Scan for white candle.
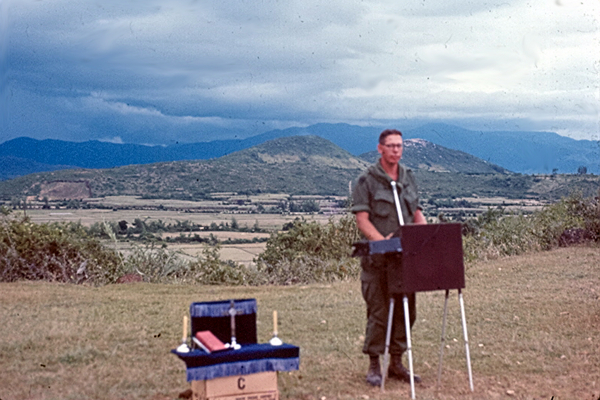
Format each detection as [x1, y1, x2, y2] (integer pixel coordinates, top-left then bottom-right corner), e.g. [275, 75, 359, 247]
[182, 315, 188, 342]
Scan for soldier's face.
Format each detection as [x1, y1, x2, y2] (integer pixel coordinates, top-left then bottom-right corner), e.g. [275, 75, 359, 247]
[377, 134, 403, 165]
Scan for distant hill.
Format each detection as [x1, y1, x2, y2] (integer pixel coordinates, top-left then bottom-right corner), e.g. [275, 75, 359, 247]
[0, 137, 185, 172]
[403, 123, 600, 175]
[0, 136, 368, 199]
[360, 139, 511, 174]
[1, 135, 598, 202]
[0, 156, 78, 180]
[1, 123, 598, 179]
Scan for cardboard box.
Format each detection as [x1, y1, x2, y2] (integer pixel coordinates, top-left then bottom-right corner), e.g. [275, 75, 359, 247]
[192, 371, 278, 400]
[196, 391, 277, 400]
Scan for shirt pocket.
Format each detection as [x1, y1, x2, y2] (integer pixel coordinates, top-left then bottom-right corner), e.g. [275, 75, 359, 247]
[372, 189, 395, 218]
[402, 183, 418, 215]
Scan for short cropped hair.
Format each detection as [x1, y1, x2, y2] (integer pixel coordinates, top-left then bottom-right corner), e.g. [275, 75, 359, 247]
[379, 129, 403, 145]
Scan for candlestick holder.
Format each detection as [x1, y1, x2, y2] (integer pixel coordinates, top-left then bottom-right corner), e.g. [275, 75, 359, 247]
[177, 315, 190, 353]
[269, 310, 283, 346]
[225, 300, 242, 350]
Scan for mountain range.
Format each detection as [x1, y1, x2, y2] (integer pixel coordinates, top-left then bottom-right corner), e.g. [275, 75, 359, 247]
[0, 136, 368, 199]
[360, 139, 510, 174]
[0, 123, 598, 181]
[1, 135, 598, 202]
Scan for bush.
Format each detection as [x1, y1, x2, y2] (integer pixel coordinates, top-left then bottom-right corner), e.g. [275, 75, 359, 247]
[583, 192, 600, 239]
[0, 211, 253, 286]
[121, 242, 186, 283]
[3, 191, 597, 287]
[117, 242, 257, 286]
[462, 192, 599, 262]
[254, 214, 361, 284]
[184, 244, 254, 285]
[0, 212, 124, 285]
[253, 254, 360, 285]
[530, 193, 587, 249]
[2, 208, 360, 286]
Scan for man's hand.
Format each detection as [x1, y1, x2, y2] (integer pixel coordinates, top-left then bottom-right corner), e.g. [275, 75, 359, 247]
[413, 209, 427, 225]
[355, 211, 386, 241]
[356, 209, 426, 242]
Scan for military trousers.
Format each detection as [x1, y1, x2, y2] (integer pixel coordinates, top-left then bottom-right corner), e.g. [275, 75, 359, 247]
[361, 253, 416, 356]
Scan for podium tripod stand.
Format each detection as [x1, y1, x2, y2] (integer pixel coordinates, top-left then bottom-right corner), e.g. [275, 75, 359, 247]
[437, 288, 474, 392]
[398, 222, 474, 398]
[352, 180, 474, 398]
[353, 223, 474, 399]
[353, 222, 475, 399]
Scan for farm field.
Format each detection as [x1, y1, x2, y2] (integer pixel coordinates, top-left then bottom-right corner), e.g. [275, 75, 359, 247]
[161, 233, 270, 265]
[0, 246, 598, 400]
[23, 206, 342, 231]
[20, 194, 547, 232]
[453, 196, 546, 212]
[23, 208, 333, 266]
[19, 193, 547, 267]
[21, 199, 346, 265]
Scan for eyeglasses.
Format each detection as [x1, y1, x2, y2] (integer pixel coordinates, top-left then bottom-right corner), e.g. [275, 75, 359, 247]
[383, 144, 403, 149]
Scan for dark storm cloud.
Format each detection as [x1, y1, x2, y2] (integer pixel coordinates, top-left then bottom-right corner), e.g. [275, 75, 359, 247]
[3, 0, 598, 144]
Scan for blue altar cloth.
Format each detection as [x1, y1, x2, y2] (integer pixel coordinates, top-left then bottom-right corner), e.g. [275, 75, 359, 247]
[172, 343, 300, 381]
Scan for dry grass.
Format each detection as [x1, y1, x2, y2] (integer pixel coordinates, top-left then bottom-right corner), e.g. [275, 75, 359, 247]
[0, 246, 599, 400]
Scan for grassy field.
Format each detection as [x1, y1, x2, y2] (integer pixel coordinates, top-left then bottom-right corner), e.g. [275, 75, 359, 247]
[1, 246, 598, 400]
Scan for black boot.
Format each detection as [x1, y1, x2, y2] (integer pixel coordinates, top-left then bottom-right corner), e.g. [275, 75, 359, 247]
[388, 354, 421, 383]
[366, 355, 382, 386]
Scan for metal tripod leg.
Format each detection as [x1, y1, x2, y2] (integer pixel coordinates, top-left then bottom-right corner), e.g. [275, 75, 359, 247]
[437, 289, 450, 389]
[403, 294, 416, 400]
[459, 289, 474, 391]
[381, 297, 395, 392]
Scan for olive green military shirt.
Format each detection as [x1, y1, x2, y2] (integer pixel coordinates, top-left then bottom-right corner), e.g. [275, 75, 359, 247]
[351, 160, 420, 237]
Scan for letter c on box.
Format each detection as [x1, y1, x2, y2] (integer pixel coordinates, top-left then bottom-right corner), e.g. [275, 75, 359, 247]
[238, 377, 246, 390]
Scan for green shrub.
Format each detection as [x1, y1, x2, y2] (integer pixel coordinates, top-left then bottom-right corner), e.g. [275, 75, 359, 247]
[530, 193, 586, 249]
[462, 208, 539, 262]
[3, 191, 597, 287]
[0, 213, 124, 285]
[254, 214, 361, 284]
[185, 244, 254, 285]
[253, 254, 360, 285]
[120, 242, 186, 283]
[118, 242, 255, 286]
[462, 192, 599, 262]
[582, 191, 600, 239]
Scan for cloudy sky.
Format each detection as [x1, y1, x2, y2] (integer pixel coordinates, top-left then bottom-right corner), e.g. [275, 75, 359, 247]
[2, 0, 599, 145]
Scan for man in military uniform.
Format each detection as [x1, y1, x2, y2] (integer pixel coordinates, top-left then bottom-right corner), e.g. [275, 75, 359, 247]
[351, 129, 427, 386]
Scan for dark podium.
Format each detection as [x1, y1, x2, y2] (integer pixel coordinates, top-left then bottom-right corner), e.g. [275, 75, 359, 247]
[353, 223, 474, 398]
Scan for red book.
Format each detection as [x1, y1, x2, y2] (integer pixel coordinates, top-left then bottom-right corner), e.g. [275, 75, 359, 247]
[194, 331, 227, 353]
